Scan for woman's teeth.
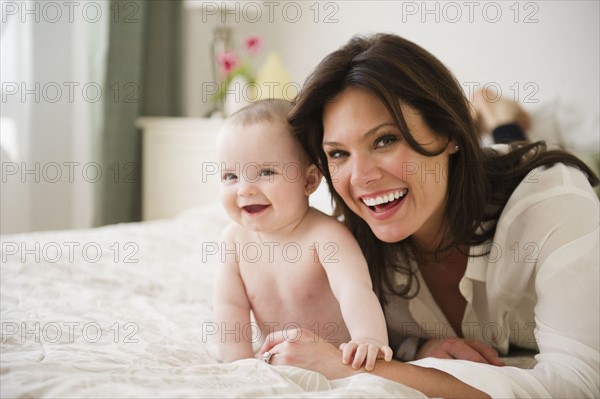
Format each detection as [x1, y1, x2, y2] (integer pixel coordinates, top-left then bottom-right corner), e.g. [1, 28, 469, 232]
[362, 189, 408, 207]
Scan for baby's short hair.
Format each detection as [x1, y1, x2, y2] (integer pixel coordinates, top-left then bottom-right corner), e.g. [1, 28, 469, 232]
[226, 99, 292, 128]
[224, 99, 311, 165]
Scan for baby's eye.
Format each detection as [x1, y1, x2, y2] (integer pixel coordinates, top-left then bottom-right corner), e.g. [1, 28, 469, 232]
[326, 149, 349, 159]
[222, 173, 237, 182]
[375, 135, 399, 149]
[260, 169, 276, 177]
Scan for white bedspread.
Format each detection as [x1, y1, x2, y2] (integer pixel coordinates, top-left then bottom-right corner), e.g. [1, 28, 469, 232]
[1, 205, 426, 398]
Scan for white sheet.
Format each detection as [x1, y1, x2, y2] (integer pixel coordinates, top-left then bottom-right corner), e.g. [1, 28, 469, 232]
[0, 204, 425, 398]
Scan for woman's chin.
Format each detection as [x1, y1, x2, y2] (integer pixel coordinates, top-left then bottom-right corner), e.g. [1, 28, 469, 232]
[371, 225, 409, 243]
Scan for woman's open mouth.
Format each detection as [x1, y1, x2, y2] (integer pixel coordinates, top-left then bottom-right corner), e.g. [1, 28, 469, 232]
[361, 189, 408, 213]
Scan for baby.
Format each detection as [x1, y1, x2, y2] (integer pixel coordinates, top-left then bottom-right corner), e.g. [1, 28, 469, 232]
[213, 99, 393, 371]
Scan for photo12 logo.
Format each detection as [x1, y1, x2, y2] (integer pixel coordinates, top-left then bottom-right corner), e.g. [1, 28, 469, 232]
[202, 241, 339, 264]
[199, 1, 340, 24]
[399, 1, 540, 24]
[1, 241, 140, 264]
[201, 321, 341, 344]
[2, 82, 139, 104]
[1, 162, 140, 184]
[1, 321, 140, 344]
[1, 1, 140, 24]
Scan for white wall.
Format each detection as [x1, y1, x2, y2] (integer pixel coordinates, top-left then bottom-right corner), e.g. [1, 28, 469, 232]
[3, 1, 597, 233]
[183, 1, 599, 126]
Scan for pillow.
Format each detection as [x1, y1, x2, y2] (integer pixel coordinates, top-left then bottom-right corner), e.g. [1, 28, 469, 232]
[554, 101, 600, 197]
[524, 99, 563, 147]
[555, 101, 600, 155]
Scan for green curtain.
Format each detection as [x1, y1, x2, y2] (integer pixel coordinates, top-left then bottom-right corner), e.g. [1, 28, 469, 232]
[94, 0, 182, 226]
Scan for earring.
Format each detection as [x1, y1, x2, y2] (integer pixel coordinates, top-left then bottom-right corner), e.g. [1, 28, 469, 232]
[454, 145, 459, 152]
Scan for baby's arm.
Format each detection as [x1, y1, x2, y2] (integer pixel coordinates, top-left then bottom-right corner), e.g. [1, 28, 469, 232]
[316, 220, 393, 371]
[212, 226, 254, 362]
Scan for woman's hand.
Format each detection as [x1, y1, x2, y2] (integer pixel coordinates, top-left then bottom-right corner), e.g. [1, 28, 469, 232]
[261, 329, 491, 398]
[416, 337, 504, 366]
[259, 328, 361, 380]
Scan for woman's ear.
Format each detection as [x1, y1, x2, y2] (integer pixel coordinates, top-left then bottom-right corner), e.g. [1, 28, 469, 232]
[304, 164, 322, 196]
[447, 140, 460, 154]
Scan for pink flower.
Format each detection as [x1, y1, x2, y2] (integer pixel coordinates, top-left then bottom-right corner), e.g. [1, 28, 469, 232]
[217, 51, 240, 75]
[244, 35, 263, 55]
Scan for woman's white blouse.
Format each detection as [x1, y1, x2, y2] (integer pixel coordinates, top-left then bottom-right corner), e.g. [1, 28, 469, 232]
[384, 163, 599, 398]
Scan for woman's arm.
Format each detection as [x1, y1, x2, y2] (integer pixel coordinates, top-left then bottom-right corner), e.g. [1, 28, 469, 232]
[260, 328, 490, 399]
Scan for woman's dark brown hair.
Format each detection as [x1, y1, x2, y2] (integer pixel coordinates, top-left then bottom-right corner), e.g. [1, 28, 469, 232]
[289, 33, 599, 303]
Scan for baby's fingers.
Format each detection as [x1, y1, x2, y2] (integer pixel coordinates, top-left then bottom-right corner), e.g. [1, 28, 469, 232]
[352, 345, 368, 369]
[364, 344, 380, 371]
[341, 341, 358, 365]
[380, 345, 393, 362]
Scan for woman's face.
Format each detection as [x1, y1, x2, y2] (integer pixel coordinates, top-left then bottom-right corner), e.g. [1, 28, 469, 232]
[322, 87, 457, 245]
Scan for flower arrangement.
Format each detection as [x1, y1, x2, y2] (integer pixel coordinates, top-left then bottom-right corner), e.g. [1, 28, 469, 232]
[213, 35, 263, 104]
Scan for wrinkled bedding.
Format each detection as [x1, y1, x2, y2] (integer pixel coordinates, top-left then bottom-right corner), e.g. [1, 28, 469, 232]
[0, 205, 426, 398]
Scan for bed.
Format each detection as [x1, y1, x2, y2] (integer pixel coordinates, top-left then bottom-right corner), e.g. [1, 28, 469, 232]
[1, 103, 598, 398]
[1, 204, 431, 398]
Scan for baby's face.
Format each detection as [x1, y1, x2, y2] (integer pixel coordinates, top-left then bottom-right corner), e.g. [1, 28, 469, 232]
[216, 120, 312, 235]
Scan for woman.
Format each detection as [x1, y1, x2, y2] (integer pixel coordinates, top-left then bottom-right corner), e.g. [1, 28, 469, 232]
[260, 33, 599, 398]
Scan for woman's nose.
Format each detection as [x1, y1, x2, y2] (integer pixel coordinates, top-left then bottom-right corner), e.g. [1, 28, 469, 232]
[349, 154, 382, 187]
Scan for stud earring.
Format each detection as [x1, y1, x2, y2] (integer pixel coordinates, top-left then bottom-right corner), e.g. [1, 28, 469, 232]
[454, 145, 459, 152]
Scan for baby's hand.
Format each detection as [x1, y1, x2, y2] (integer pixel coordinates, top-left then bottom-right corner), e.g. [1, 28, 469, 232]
[339, 339, 393, 371]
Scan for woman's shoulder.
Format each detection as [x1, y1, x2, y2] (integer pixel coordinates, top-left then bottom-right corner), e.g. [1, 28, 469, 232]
[504, 162, 598, 213]
[487, 143, 597, 202]
[495, 162, 599, 248]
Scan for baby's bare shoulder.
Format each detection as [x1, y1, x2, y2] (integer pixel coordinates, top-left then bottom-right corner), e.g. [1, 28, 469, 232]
[304, 208, 353, 237]
[220, 222, 251, 243]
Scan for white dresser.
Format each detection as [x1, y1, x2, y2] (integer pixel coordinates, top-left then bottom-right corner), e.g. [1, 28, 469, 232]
[136, 117, 224, 221]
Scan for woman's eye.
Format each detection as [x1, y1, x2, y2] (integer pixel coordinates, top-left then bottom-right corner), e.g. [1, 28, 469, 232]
[375, 135, 399, 148]
[222, 173, 237, 182]
[326, 150, 348, 159]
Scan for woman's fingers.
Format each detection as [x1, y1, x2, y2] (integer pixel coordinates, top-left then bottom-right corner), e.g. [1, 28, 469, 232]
[417, 337, 503, 365]
[416, 338, 453, 360]
[445, 340, 488, 363]
[259, 328, 301, 356]
[466, 340, 504, 366]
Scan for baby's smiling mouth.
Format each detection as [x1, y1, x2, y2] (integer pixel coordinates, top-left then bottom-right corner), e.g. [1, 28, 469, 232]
[361, 189, 408, 213]
[242, 205, 269, 214]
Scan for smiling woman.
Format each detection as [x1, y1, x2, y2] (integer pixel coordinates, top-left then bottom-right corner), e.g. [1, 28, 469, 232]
[262, 33, 600, 398]
[322, 89, 458, 246]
